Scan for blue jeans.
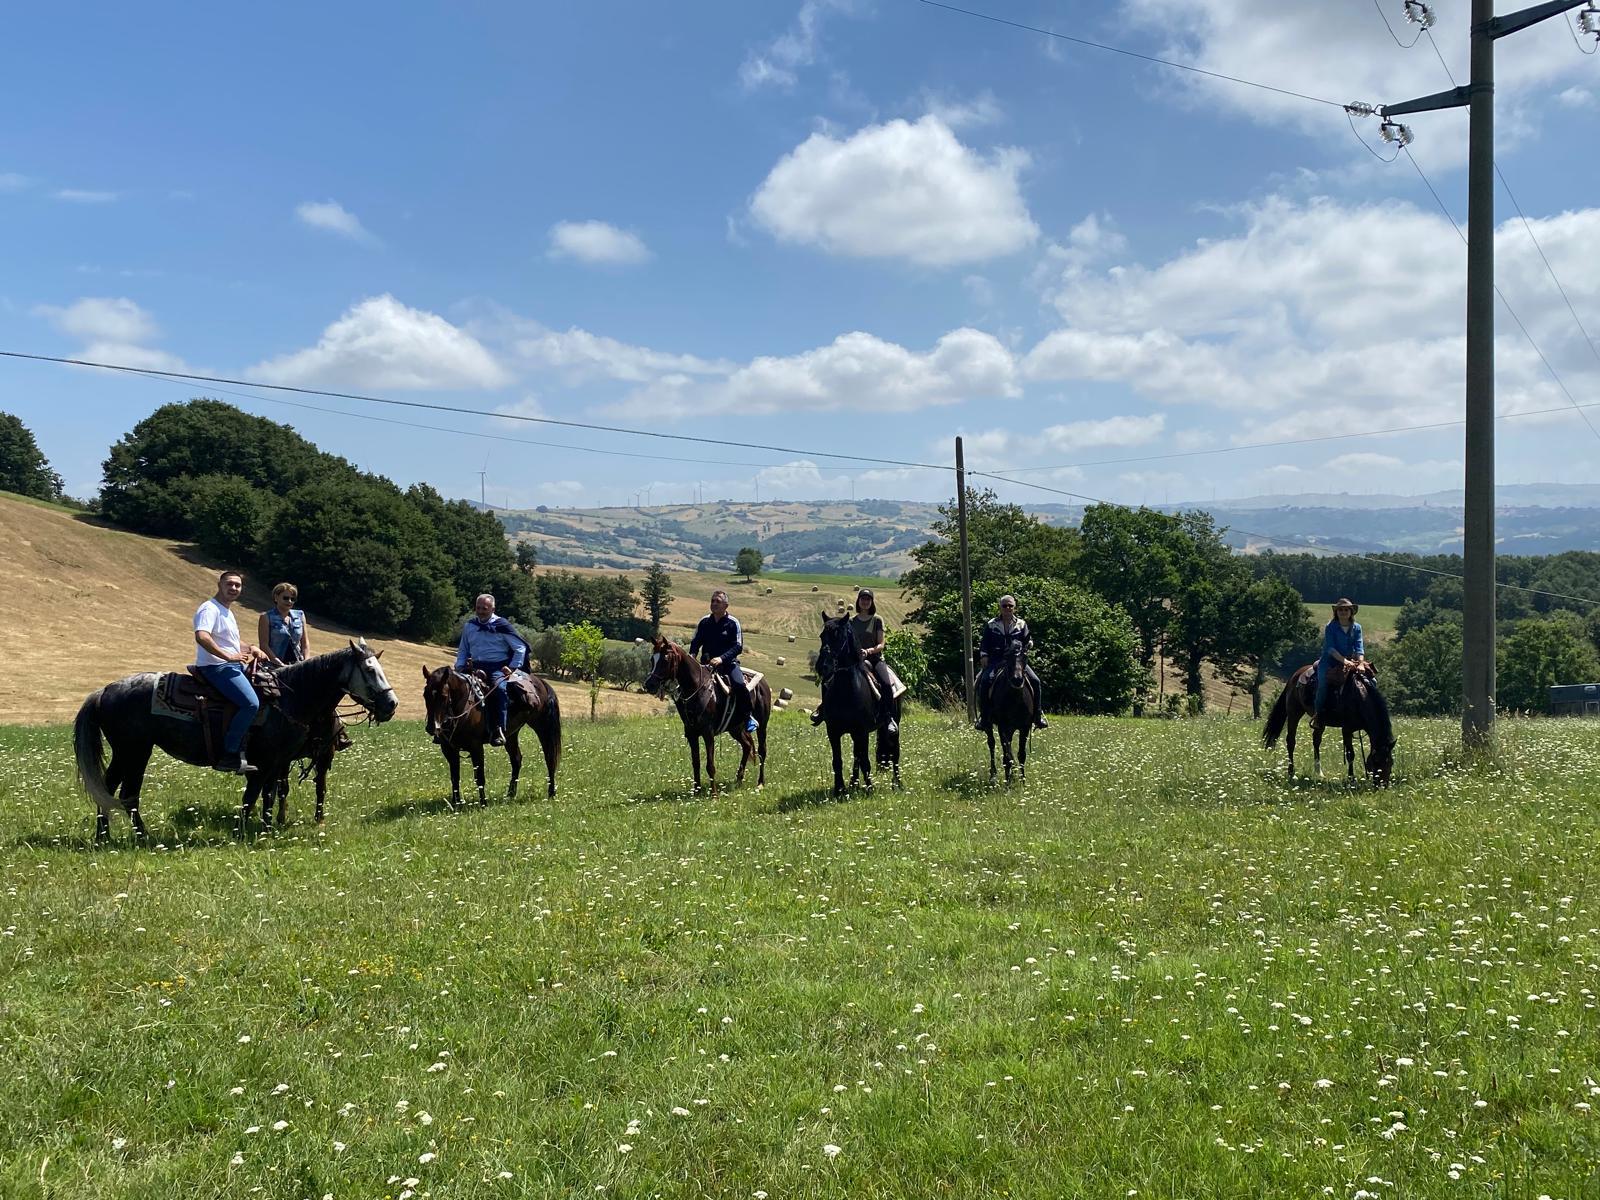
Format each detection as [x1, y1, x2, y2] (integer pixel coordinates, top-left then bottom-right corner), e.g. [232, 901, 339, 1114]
[477, 661, 511, 733]
[195, 662, 259, 752]
[1314, 657, 1338, 715]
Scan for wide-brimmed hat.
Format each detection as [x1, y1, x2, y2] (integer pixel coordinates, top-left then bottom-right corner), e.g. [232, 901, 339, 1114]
[1332, 597, 1359, 614]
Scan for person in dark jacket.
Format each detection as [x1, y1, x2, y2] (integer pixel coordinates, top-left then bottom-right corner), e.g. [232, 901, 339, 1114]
[975, 594, 1047, 732]
[688, 589, 759, 733]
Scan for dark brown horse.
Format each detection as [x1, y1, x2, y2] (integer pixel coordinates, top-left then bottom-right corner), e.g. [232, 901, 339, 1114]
[264, 710, 348, 826]
[642, 637, 769, 794]
[421, 666, 562, 806]
[985, 640, 1037, 784]
[814, 611, 901, 794]
[1263, 663, 1395, 785]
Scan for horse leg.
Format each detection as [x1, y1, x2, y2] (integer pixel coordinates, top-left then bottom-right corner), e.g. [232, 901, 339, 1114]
[855, 729, 872, 792]
[1285, 712, 1298, 779]
[238, 775, 266, 839]
[831, 730, 846, 796]
[506, 726, 522, 802]
[1312, 721, 1325, 777]
[688, 734, 702, 794]
[116, 744, 152, 841]
[314, 758, 329, 823]
[733, 729, 752, 785]
[756, 714, 767, 787]
[704, 734, 718, 797]
[1017, 726, 1028, 781]
[471, 745, 488, 807]
[1343, 728, 1356, 781]
[444, 745, 462, 807]
[273, 769, 289, 828]
[987, 726, 998, 783]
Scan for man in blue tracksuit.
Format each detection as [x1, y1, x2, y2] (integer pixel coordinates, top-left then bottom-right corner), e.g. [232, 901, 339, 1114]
[455, 593, 529, 746]
[688, 589, 759, 734]
[1315, 597, 1366, 719]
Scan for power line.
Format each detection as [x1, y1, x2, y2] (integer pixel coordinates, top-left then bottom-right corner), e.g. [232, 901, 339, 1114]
[915, 0, 1350, 109]
[0, 349, 956, 475]
[116, 365, 867, 474]
[1400, 149, 1600, 444]
[966, 468, 1600, 607]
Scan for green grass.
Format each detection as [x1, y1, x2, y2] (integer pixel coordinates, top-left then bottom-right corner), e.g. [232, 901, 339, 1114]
[1311, 602, 1403, 641]
[3, 713, 1598, 1198]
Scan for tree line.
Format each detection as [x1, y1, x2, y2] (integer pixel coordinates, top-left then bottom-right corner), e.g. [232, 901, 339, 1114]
[897, 491, 1315, 718]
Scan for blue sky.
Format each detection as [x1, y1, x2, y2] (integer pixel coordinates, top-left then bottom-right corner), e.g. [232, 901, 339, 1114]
[4, 1, 1599, 512]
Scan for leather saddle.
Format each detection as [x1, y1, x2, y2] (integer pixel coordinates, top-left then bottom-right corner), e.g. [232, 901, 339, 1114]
[152, 663, 278, 764]
[710, 667, 765, 698]
[468, 667, 546, 711]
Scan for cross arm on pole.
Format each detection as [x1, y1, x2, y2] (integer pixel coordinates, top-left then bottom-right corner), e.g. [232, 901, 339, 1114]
[1481, 0, 1590, 39]
[1380, 85, 1474, 117]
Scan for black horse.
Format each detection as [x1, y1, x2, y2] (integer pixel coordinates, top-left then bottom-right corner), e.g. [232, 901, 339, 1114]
[1263, 662, 1395, 786]
[421, 665, 562, 806]
[985, 640, 1037, 784]
[643, 637, 770, 794]
[74, 640, 399, 841]
[814, 611, 901, 794]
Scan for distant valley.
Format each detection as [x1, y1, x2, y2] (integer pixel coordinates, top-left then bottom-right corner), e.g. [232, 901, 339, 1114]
[495, 484, 1600, 575]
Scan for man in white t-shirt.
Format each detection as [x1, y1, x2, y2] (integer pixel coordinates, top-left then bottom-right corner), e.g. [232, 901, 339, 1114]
[193, 570, 268, 774]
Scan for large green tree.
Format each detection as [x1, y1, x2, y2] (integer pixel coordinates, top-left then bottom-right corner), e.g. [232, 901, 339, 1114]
[1497, 613, 1600, 712]
[1216, 576, 1317, 718]
[0, 412, 65, 501]
[900, 488, 1077, 622]
[920, 576, 1141, 716]
[1074, 504, 1181, 675]
[1376, 618, 1463, 716]
[735, 546, 764, 581]
[641, 563, 673, 636]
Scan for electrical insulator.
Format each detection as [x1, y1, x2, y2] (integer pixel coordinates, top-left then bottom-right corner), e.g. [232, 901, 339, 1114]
[1345, 101, 1378, 117]
[1379, 120, 1414, 146]
[1580, 3, 1600, 36]
[1403, 0, 1436, 28]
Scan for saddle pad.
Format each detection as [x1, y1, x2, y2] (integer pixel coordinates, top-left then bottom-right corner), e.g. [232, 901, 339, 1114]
[713, 668, 765, 694]
[152, 671, 270, 727]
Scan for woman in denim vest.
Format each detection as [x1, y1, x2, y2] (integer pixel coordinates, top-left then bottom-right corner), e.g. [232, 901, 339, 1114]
[258, 582, 310, 665]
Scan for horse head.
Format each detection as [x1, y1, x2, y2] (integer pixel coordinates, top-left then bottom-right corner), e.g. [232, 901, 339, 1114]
[421, 664, 469, 738]
[344, 638, 398, 721]
[643, 636, 682, 697]
[1004, 639, 1029, 689]
[1364, 738, 1395, 787]
[815, 610, 857, 682]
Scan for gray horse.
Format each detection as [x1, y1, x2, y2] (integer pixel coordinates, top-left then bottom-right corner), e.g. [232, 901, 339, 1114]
[75, 640, 398, 841]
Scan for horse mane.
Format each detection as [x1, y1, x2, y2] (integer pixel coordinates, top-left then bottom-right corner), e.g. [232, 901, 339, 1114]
[1364, 680, 1395, 748]
[273, 645, 355, 715]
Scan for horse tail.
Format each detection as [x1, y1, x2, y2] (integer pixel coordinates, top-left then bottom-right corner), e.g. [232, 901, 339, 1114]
[1262, 684, 1290, 749]
[541, 683, 563, 777]
[75, 690, 117, 814]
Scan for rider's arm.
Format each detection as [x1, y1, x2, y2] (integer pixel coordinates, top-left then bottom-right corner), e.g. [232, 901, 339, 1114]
[727, 616, 744, 660]
[454, 625, 471, 670]
[505, 628, 527, 672]
[298, 612, 310, 659]
[257, 613, 281, 664]
[688, 619, 706, 660]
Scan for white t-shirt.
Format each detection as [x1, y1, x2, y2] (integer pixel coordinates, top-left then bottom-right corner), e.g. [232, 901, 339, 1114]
[193, 598, 242, 666]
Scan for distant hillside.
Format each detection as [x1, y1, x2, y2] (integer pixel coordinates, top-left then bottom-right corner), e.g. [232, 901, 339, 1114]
[497, 488, 1600, 571]
[0, 493, 661, 725]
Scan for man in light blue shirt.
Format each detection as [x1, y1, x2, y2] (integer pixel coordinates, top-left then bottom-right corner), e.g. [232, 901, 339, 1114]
[454, 593, 528, 746]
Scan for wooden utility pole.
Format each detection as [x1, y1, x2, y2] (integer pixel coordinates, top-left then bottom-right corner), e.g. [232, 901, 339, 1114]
[956, 437, 975, 723]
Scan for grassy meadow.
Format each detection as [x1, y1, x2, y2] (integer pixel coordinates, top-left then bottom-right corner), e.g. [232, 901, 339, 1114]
[2, 711, 1598, 1198]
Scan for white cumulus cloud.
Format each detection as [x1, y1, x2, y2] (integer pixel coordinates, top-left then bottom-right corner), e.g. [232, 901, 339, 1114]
[546, 220, 651, 265]
[749, 115, 1039, 266]
[252, 294, 510, 390]
[54, 189, 117, 203]
[295, 200, 376, 243]
[739, 0, 852, 91]
[36, 296, 190, 373]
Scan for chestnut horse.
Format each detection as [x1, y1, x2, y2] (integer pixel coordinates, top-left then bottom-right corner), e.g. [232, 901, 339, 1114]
[1263, 663, 1395, 786]
[421, 666, 562, 805]
[643, 637, 770, 793]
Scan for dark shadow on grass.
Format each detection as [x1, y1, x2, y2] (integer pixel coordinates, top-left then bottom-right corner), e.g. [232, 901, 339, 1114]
[366, 793, 479, 822]
[773, 785, 858, 812]
[938, 771, 992, 800]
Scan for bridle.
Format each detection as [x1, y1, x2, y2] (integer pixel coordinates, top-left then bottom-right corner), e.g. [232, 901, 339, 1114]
[651, 647, 716, 727]
[426, 669, 482, 743]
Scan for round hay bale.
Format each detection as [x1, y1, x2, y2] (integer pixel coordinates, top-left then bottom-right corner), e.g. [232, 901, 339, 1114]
[810, 585, 818, 592]
[778, 687, 794, 701]
[787, 634, 796, 643]
[775, 656, 786, 666]
[765, 587, 773, 594]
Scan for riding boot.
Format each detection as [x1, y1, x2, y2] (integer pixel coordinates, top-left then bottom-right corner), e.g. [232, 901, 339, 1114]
[215, 736, 258, 775]
[884, 715, 898, 734]
[810, 708, 826, 726]
[489, 724, 507, 747]
[333, 721, 353, 752]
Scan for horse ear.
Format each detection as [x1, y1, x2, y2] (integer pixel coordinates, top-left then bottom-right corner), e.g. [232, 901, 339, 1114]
[821, 608, 830, 622]
[374, 649, 384, 659]
[421, 665, 430, 680]
[349, 638, 359, 651]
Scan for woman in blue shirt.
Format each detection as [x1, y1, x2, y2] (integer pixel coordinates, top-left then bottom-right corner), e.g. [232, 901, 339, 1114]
[1315, 597, 1366, 716]
[258, 582, 310, 665]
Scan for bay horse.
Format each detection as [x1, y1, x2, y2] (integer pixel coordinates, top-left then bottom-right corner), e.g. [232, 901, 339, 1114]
[1263, 663, 1395, 786]
[985, 640, 1037, 784]
[263, 710, 347, 827]
[814, 611, 901, 794]
[643, 637, 769, 794]
[421, 666, 562, 806]
[74, 640, 399, 841]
